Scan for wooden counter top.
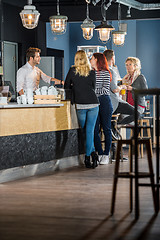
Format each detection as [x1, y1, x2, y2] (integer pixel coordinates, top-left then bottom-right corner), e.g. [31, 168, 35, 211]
[0, 101, 79, 136]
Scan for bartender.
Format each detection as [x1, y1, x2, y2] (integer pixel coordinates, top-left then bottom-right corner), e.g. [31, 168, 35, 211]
[16, 47, 63, 95]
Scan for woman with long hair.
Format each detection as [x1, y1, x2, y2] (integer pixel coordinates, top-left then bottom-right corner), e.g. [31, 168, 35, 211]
[64, 50, 99, 168]
[122, 57, 148, 114]
[90, 53, 113, 165]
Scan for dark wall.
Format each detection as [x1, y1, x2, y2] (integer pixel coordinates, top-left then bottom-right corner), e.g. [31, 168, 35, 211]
[2, 3, 46, 66]
[46, 48, 64, 80]
[3, 3, 35, 63]
[0, 1, 3, 85]
[36, 20, 47, 56]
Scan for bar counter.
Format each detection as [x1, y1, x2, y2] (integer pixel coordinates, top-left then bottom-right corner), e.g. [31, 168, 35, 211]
[0, 101, 84, 182]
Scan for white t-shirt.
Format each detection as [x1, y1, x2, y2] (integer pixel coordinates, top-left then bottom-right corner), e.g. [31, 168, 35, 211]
[16, 62, 51, 93]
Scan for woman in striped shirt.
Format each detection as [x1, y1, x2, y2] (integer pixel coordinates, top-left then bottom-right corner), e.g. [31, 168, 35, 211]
[90, 53, 113, 165]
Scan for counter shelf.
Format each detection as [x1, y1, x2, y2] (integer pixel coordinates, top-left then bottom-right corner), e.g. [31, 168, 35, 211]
[0, 103, 64, 109]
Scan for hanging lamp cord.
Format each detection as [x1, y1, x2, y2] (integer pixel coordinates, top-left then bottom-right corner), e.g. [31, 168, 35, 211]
[86, 3, 89, 19]
[57, 0, 60, 15]
[28, 0, 32, 5]
[102, 0, 113, 21]
[118, 3, 121, 29]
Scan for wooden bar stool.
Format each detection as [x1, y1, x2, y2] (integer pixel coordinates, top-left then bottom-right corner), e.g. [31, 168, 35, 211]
[138, 118, 152, 158]
[120, 123, 152, 159]
[110, 137, 157, 216]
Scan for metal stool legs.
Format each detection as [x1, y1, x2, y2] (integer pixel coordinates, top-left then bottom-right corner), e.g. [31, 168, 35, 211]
[110, 138, 157, 217]
[142, 138, 157, 212]
[110, 140, 122, 215]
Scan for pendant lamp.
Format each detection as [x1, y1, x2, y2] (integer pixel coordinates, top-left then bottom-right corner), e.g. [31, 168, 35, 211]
[94, 1, 114, 43]
[49, 0, 68, 35]
[95, 21, 114, 43]
[112, 29, 126, 46]
[20, 0, 40, 29]
[112, 4, 126, 46]
[81, 3, 95, 40]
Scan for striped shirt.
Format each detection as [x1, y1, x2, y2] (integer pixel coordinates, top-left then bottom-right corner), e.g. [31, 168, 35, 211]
[95, 70, 111, 96]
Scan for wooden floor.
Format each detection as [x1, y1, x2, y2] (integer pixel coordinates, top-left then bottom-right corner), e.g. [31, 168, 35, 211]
[0, 150, 160, 240]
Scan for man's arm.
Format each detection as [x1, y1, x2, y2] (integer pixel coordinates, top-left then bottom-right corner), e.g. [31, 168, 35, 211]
[51, 77, 64, 86]
[110, 69, 122, 93]
[39, 68, 64, 86]
[112, 85, 122, 93]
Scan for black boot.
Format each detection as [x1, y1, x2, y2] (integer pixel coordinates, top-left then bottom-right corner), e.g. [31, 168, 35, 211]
[91, 151, 98, 168]
[84, 156, 92, 168]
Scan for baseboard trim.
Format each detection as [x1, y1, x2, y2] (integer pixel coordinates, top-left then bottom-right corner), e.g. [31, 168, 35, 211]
[0, 155, 84, 183]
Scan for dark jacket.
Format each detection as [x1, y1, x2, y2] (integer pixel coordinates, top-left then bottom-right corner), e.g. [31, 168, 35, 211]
[130, 74, 148, 107]
[64, 67, 99, 104]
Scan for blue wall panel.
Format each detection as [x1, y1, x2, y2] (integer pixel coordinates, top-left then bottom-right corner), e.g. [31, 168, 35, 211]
[112, 20, 137, 78]
[46, 22, 70, 80]
[136, 20, 160, 88]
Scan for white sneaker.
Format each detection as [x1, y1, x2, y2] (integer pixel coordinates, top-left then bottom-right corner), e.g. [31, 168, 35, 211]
[99, 155, 109, 165]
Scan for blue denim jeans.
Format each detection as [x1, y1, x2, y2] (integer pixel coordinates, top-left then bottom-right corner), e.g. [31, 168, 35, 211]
[94, 95, 113, 155]
[77, 106, 99, 156]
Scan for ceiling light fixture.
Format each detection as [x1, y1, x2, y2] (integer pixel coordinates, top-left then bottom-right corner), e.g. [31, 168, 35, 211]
[20, 0, 40, 29]
[92, 0, 101, 6]
[94, 0, 114, 43]
[126, 6, 131, 18]
[81, 3, 95, 40]
[49, 0, 68, 35]
[112, 28, 126, 46]
[85, 0, 91, 3]
[112, 4, 126, 46]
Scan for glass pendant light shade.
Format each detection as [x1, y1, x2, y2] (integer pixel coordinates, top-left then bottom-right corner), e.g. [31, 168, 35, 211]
[81, 19, 95, 40]
[49, 0, 68, 35]
[112, 4, 126, 46]
[81, 23, 95, 40]
[81, 3, 95, 40]
[95, 21, 115, 43]
[20, 0, 40, 29]
[50, 15, 68, 34]
[112, 30, 126, 46]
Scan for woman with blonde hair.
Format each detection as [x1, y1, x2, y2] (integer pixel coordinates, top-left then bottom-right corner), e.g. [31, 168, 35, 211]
[64, 50, 99, 168]
[122, 57, 148, 114]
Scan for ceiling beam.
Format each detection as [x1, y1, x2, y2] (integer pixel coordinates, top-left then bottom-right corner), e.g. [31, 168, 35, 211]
[114, 0, 160, 10]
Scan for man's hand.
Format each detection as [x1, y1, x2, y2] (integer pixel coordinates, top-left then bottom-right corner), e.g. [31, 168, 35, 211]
[51, 78, 64, 86]
[18, 89, 24, 96]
